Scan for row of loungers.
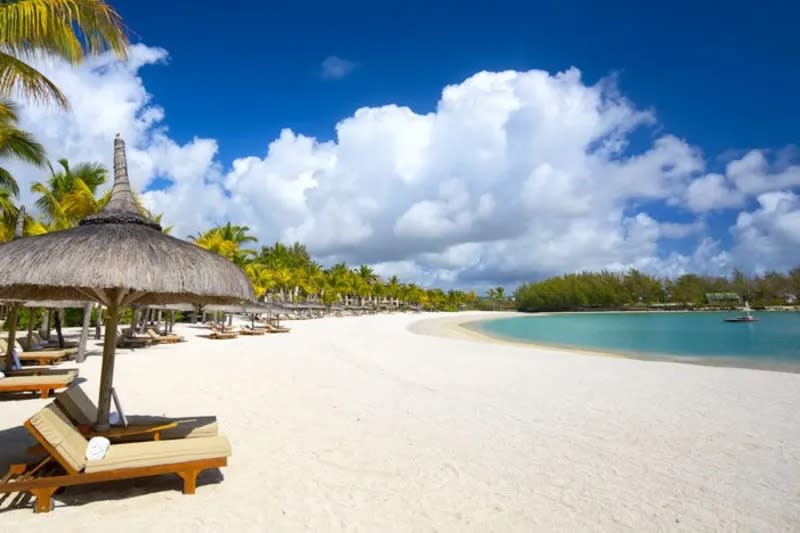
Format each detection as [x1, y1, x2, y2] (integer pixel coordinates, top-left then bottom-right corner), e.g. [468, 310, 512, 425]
[117, 328, 185, 349]
[0, 386, 228, 513]
[0, 336, 78, 397]
[207, 324, 290, 339]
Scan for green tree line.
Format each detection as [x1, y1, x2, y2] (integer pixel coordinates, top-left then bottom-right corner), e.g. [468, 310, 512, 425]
[515, 268, 800, 312]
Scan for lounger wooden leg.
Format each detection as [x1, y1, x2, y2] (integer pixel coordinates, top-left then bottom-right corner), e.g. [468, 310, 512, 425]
[178, 470, 198, 494]
[31, 487, 57, 513]
[39, 388, 51, 399]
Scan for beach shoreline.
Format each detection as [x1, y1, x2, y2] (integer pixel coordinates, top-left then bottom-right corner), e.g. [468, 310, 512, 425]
[410, 311, 800, 374]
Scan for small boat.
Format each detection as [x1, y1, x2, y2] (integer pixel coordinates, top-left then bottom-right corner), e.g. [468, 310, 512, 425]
[723, 301, 759, 323]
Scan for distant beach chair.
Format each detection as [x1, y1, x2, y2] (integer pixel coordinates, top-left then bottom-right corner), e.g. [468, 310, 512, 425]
[0, 373, 76, 399]
[115, 329, 153, 349]
[208, 326, 238, 340]
[0, 404, 231, 513]
[261, 322, 290, 333]
[21, 332, 79, 351]
[239, 325, 266, 336]
[145, 328, 184, 344]
[55, 386, 218, 441]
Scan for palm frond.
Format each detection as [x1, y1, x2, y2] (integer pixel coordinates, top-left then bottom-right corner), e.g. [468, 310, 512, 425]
[0, 0, 128, 61]
[0, 50, 68, 107]
[0, 166, 19, 196]
[0, 120, 46, 164]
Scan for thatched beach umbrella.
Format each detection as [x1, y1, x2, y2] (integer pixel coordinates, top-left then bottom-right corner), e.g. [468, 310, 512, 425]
[0, 135, 254, 428]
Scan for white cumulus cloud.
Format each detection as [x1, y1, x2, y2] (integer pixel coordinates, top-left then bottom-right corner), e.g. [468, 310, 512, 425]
[6, 45, 798, 289]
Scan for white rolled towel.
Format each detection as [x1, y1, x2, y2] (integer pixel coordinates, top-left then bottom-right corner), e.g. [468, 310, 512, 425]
[0, 370, 4, 379]
[109, 411, 121, 425]
[85, 436, 111, 461]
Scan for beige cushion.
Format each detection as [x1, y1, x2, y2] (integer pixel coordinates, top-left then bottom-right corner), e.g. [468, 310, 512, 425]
[28, 404, 88, 473]
[85, 435, 231, 473]
[1, 374, 74, 387]
[56, 386, 97, 425]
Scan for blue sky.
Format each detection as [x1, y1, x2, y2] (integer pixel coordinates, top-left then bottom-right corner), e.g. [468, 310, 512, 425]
[12, 1, 800, 287]
[117, 0, 798, 161]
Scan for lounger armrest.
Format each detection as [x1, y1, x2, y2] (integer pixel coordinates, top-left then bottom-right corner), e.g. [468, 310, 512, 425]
[81, 421, 179, 439]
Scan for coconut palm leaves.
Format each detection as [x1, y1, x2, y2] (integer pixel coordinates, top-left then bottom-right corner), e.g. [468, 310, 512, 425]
[0, 0, 127, 109]
[190, 222, 257, 266]
[31, 157, 107, 229]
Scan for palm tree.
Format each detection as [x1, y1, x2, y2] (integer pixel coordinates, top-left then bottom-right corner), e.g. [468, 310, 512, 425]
[31, 158, 107, 229]
[0, 0, 128, 111]
[0, 99, 45, 239]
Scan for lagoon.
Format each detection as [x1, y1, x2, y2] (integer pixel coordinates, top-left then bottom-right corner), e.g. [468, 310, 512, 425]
[473, 311, 800, 371]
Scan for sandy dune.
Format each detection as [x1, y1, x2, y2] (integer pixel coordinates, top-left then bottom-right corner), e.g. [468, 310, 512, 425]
[1, 311, 798, 531]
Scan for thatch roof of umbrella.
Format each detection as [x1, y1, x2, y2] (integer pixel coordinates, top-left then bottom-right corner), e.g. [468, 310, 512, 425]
[20, 300, 90, 308]
[0, 138, 253, 306]
[145, 303, 196, 312]
[204, 302, 278, 314]
[0, 135, 254, 427]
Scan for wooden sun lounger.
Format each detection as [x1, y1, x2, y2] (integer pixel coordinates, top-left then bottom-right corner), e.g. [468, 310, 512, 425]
[0, 374, 76, 399]
[0, 405, 231, 513]
[146, 328, 184, 344]
[261, 322, 290, 333]
[7, 368, 79, 379]
[1, 352, 70, 367]
[116, 333, 153, 349]
[208, 327, 238, 340]
[239, 327, 266, 336]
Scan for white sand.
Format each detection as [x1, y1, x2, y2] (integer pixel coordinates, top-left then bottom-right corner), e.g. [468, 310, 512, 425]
[1, 311, 799, 531]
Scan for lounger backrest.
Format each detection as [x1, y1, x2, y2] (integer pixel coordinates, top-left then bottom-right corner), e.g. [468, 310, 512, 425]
[55, 386, 97, 426]
[146, 328, 159, 339]
[28, 404, 88, 473]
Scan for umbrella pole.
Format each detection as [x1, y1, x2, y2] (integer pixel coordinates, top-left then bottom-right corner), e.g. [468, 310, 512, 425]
[3, 303, 18, 373]
[95, 303, 119, 430]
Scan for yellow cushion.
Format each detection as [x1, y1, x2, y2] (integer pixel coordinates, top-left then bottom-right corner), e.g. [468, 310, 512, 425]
[85, 435, 231, 473]
[28, 404, 88, 473]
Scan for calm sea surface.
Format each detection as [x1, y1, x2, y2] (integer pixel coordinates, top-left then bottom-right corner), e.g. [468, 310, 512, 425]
[472, 312, 800, 370]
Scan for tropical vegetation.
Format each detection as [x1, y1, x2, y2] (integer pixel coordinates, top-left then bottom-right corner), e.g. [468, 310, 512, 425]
[190, 228, 479, 311]
[515, 269, 800, 312]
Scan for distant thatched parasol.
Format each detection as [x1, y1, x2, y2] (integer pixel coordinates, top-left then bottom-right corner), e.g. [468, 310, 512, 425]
[0, 135, 254, 428]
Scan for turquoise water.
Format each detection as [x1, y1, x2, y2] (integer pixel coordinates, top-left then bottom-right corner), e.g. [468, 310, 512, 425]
[473, 312, 800, 369]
